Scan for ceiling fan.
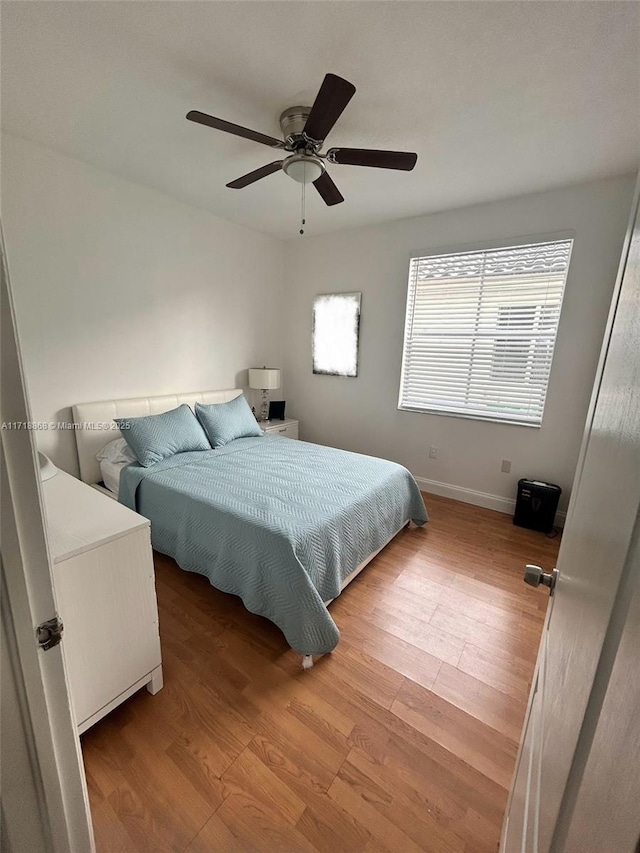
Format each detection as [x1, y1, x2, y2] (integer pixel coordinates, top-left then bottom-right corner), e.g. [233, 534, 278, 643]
[186, 73, 418, 209]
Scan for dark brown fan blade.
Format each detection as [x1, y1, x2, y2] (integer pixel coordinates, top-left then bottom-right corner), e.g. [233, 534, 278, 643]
[186, 111, 284, 149]
[303, 74, 356, 142]
[226, 161, 284, 189]
[313, 171, 344, 206]
[327, 148, 417, 171]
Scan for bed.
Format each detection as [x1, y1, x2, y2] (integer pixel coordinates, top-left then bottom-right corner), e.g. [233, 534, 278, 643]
[73, 388, 428, 666]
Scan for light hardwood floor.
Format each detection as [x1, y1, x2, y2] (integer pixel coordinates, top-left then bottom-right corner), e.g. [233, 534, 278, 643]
[82, 493, 560, 852]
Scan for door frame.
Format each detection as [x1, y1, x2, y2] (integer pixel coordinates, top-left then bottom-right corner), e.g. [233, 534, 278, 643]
[1, 224, 94, 852]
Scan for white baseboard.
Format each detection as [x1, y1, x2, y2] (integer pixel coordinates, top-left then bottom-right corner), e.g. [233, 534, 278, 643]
[414, 476, 566, 528]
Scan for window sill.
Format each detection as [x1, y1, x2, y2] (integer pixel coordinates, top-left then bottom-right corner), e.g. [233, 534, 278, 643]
[397, 405, 542, 428]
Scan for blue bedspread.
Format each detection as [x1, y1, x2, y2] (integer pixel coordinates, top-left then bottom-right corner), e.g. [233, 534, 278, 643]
[119, 435, 427, 655]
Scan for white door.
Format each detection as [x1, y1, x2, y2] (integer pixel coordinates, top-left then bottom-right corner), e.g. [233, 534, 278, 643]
[563, 535, 640, 853]
[501, 179, 640, 852]
[1, 228, 94, 853]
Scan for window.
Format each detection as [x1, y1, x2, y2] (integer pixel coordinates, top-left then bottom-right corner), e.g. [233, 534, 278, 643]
[398, 239, 573, 426]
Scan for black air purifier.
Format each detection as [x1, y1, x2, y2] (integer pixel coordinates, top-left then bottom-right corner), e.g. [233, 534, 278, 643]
[513, 479, 561, 533]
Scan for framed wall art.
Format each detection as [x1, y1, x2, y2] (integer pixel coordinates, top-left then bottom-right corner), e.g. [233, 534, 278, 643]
[312, 292, 361, 377]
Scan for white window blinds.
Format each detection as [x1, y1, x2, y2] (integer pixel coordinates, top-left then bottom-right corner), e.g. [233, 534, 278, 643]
[399, 239, 573, 426]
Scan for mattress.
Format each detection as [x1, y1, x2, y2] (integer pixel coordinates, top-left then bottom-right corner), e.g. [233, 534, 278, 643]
[99, 457, 126, 496]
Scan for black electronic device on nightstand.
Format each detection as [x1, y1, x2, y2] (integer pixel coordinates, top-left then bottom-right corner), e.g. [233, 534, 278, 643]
[268, 400, 286, 421]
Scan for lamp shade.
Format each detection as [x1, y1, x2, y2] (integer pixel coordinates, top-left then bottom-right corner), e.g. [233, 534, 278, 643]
[248, 367, 280, 390]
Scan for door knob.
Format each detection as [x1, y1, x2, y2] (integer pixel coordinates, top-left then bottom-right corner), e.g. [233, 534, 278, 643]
[524, 565, 558, 593]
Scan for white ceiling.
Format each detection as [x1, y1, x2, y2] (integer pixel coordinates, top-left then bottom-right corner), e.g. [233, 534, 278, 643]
[2, 1, 638, 240]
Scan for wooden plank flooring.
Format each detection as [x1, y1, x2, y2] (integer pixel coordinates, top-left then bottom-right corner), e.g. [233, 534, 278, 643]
[82, 494, 560, 852]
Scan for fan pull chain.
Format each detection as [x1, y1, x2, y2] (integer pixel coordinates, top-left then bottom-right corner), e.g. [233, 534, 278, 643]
[300, 162, 306, 235]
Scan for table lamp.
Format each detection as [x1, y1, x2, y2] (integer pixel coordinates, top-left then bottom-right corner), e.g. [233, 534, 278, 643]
[248, 367, 281, 422]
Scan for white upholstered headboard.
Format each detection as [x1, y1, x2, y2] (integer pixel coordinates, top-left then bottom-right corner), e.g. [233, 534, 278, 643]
[72, 388, 243, 485]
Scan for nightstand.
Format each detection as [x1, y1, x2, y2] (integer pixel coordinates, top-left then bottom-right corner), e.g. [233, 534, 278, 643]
[42, 469, 163, 733]
[261, 418, 299, 440]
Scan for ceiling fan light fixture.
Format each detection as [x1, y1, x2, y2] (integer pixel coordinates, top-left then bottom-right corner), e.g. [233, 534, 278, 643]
[283, 154, 325, 184]
[187, 72, 418, 230]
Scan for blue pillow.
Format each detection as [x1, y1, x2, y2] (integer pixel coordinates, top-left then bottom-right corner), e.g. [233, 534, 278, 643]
[115, 404, 210, 467]
[195, 395, 263, 447]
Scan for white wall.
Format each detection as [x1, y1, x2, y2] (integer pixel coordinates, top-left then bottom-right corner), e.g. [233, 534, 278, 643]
[3, 132, 633, 512]
[2, 134, 285, 476]
[283, 175, 635, 513]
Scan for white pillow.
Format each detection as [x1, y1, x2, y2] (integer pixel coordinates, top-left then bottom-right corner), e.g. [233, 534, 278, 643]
[95, 437, 137, 465]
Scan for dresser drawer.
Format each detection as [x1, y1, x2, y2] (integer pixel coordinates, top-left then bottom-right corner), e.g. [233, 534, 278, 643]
[53, 527, 161, 729]
[261, 418, 299, 439]
[269, 423, 298, 439]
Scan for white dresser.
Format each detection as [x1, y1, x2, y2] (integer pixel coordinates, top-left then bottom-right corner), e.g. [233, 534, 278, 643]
[261, 418, 299, 439]
[42, 469, 162, 733]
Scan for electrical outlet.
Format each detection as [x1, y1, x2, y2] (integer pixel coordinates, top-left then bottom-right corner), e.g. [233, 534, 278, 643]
[429, 445, 439, 459]
[501, 459, 512, 474]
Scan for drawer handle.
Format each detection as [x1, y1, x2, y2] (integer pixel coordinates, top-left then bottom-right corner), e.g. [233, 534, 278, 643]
[278, 428, 286, 433]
